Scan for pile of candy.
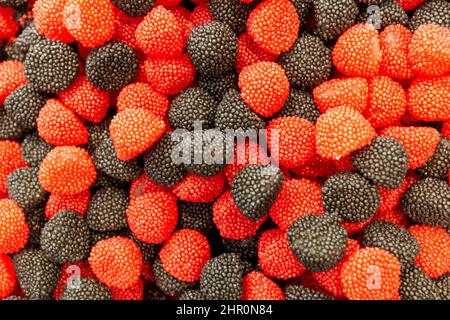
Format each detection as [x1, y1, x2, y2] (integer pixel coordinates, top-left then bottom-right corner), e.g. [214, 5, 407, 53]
[0, 0, 450, 300]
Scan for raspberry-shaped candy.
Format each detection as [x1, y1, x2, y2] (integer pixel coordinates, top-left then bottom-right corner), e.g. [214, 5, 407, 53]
[408, 24, 450, 77]
[33, 0, 75, 43]
[381, 126, 440, 169]
[173, 173, 225, 203]
[0, 254, 16, 299]
[213, 190, 266, 240]
[39, 146, 96, 195]
[316, 106, 376, 160]
[117, 82, 169, 117]
[110, 108, 166, 160]
[313, 77, 368, 114]
[247, 0, 300, 55]
[0, 199, 28, 254]
[0, 7, 18, 40]
[396, 0, 424, 10]
[238, 61, 290, 117]
[409, 225, 450, 279]
[126, 191, 178, 244]
[269, 178, 324, 231]
[190, 3, 214, 27]
[63, 0, 117, 48]
[0, 60, 27, 105]
[241, 271, 284, 300]
[267, 116, 316, 169]
[89, 236, 142, 289]
[157, 0, 181, 7]
[236, 32, 277, 72]
[113, 16, 141, 50]
[111, 279, 144, 301]
[407, 76, 450, 121]
[332, 24, 381, 77]
[379, 24, 415, 79]
[45, 190, 91, 220]
[37, 99, 89, 146]
[340, 247, 401, 300]
[0, 140, 28, 195]
[159, 229, 211, 282]
[58, 75, 110, 123]
[377, 173, 417, 214]
[312, 239, 360, 299]
[258, 229, 305, 280]
[135, 5, 185, 58]
[144, 54, 195, 95]
[373, 208, 408, 228]
[364, 76, 406, 128]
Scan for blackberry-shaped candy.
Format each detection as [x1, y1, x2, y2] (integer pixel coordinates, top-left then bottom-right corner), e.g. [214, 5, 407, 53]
[24, 39, 78, 93]
[178, 201, 214, 235]
[209, 0, 252, 34]
[278, 33, 331, 90]
[7, 167, 48, 213]
[111, 0, 155, 17]
[400, 265, 442, 300]
[61, 278, 112, 300]
[277, 89, 321, 123]
[86, 187, 129, 232]
[40, 211, 92, 264]
[0, 108, 24, 140]
[14, 23, 44, 56]
[215, 89, 265, 132]
[4, 84, 47, 129]
[86, 41, 138, 91]
[180, 290, 205, 300]
[351, 136, 409, 189]
[187, 21, 238, 77]
[153, 258, 195, 296]
[25, 207, 46, 248]
[143, 132, 187, 187]
[13, 249, 60, 300]
[435, 274, 450, 300]
[285, 285, 332, 300]
[322, 171, 380, 222]
[21, 132, 54, 167]
[200, 253, 244, 300]
[231, 164, 284, 221]
[409, 0, 450, 31]
[358, 0, 408, 30]
[401, 178, 450, 228]
[168, 87, 218, 131]
[198, 72, 238, 103]
[362, 220, 419, 269]
[288, 214, 348, 272]
[418, 137, 450, 180]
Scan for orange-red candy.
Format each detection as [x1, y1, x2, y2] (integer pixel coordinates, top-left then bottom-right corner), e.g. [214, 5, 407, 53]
[37, 99, 89, 146]
[396, 0, 424, 10]
[111, 279, 144, 300]
[340, 247, 401, 300]
[407, 76, 450, 121]
[159, 229, 211, 282]
[45, 190, 91, 220]
[408, 24, 450, 77]
[377, 172, 417, 214]
[59, 75, 110, 123]
[0, 60, 27, 105]
[129, 174, 170, 201]
[258, 229, 305, 280]
[409, 225, 450, 279]
[126, 191, 178, 244]
[39, 146, 96, 195]
[236, 32, 277, 72]
[373, 208, 408, 229]
[238, 61, 290, 117]
[213, 190, 266, 240]
[0, 199, 29, 255]
[269, 178, 324, 231]
[33, 0, 75, 43]
[135, 5, 185, 59]
[332, 24, 381, 77]
[316, 106, 376, 160]
[110, 108, 166, 161]
[63, 0, 117, 48]
[247, 0, 300, 55]
[53, 261, 96, 300]
[144, 54, 195, 95]
[0, 7, 19, 40]
[116, 82, 169, 117]
[381, 126, 440, 169]
[89, 236, 142, 289]
[364, 76, 407, 128]
[241, 271, 284, 300]
[172, 173, 225, 203]
[313, 77, 369, 114]
[190, 3, 214, 27]
[0, 140, 28, 195]
[379, 24, 415, 79]
[0, 254, 16, 300]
